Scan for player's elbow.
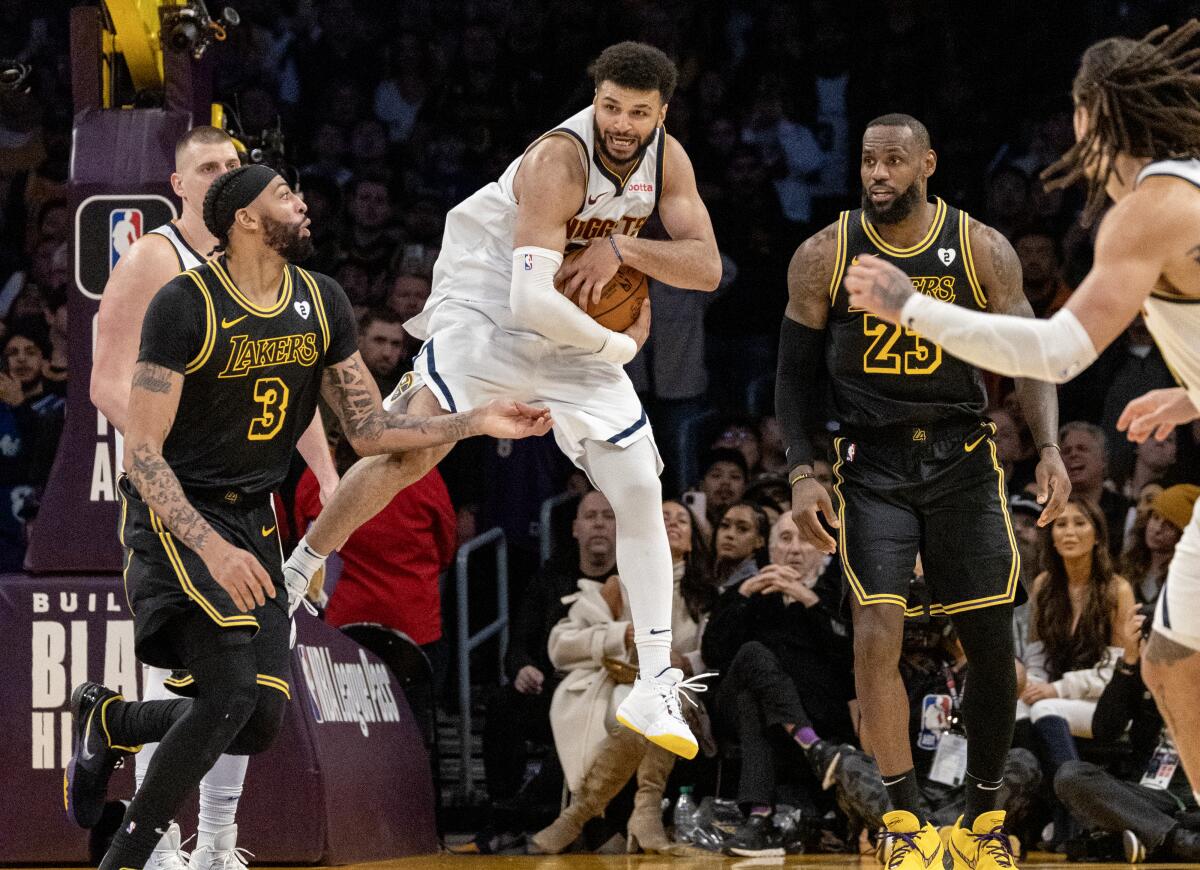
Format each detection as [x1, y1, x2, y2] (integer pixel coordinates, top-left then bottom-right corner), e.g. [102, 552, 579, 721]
[691, 249, 723, 292]
[90, 377, 119, 425]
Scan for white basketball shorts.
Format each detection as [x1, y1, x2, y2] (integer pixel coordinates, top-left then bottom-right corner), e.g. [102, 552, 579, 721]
[1153, 496, 1200, 652]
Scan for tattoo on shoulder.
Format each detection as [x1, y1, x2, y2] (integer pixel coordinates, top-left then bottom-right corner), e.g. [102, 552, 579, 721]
[1144, 630, 1197, 666]
[1189, 243, 1200, 265]
[131, 362, 175, 394]
[787, 221, 840, 305]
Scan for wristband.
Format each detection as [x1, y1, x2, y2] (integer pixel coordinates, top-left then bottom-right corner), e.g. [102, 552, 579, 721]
[1038, 442, 1061, 453]
[788, 470, 815, 487]
[609, 236, 623, 264]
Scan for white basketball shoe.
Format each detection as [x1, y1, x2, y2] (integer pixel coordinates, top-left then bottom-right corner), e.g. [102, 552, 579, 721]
[144, 822, 191, 870]
[190, 824, 252, 870]
[615, 667, 712, 759]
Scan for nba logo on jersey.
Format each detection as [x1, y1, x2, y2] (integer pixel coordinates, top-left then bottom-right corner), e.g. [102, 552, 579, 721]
[109, 208, 143, 271]
[524, 253, 533, 271]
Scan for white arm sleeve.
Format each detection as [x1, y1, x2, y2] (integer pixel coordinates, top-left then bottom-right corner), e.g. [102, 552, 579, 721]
[509, 246, 637, 365]
[900, 292, 1099, 384]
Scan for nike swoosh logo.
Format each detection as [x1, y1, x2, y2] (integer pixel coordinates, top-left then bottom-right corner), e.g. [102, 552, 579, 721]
[261, 525, 275, 537]
[963, 432, 989, 453]
[649, 628, 670, 635]
[587, 193, 606, 205]
[221, 315, 248, 329]
[80, 712, 96, 761]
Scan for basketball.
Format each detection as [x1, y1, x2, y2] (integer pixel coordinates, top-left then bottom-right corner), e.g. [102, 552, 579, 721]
[558, 245, 649, 332]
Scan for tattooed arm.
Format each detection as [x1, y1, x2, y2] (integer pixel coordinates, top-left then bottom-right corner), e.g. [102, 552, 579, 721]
[320, 352, 553, 456]
[123, 361, 273, 611]
[971, 220, 1070, 525]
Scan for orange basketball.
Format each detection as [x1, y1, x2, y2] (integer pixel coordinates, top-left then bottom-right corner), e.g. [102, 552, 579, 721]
[559, 246, 649, 332]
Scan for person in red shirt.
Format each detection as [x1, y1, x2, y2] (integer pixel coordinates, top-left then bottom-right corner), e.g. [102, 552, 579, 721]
[293, 436, 457, 684]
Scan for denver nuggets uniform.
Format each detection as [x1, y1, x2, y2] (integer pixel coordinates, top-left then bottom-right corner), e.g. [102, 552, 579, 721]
[119, 257, 357, 692]
[148, 221, 206, 272]
[1137, 160, 1200, 650]
[401, 105, 665, 468]
[824, 199, 1019, 616]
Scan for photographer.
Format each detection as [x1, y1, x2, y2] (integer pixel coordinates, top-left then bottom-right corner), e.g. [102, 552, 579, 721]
[1054, 605, 1200, 863]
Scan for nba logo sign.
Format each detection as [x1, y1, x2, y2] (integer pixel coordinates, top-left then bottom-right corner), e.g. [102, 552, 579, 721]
[109, 209, 144, 271]
[524, 253, 533, 271]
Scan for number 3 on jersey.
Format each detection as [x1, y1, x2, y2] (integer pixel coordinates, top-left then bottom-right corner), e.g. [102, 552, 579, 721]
[248, 376, 289, 440]
[862, 314, 942, 375]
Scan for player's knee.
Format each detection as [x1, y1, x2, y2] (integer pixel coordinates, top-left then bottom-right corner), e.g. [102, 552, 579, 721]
[852, 609, 903, 672]
[1052, 759, 1091, 801]
[229, 690, 286, 755]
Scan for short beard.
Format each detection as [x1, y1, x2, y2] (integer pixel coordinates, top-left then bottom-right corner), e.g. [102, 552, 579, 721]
[862, 182, 923, 225]
[593, 120, 656, 167]
[262, 214, 314, 262]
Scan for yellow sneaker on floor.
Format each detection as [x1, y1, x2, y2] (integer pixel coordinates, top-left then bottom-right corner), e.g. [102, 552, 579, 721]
[880, 811, 944, 869]
[948, 811, 1018, 869]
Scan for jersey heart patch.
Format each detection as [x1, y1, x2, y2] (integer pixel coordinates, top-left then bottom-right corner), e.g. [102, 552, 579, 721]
[294, 300, 311, 319]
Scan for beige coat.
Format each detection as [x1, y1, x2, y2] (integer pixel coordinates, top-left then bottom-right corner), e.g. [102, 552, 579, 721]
[547, 568, 705, 791]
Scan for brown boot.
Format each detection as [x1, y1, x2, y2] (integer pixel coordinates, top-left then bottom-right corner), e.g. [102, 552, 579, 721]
[626, 743, 674, 853]
[528, 731, 640, 854]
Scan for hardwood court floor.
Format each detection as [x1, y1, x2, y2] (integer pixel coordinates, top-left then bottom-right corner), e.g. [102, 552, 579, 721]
[315, 854, 1179, 869]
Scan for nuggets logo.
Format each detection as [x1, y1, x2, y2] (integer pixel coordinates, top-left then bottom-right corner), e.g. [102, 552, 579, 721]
[218, 333, 320, 378]
[109, 209, 143, 271]
[566, 214, 649, 241]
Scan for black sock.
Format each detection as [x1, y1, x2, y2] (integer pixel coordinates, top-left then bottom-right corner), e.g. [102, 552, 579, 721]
[1166, 825, 1200, 861]
[105, 698, 190, 747]
[882, 769, 925, 825]
[962, 770, 1004, 828]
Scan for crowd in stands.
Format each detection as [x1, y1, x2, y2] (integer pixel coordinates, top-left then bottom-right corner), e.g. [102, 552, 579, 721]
[5, 0, 1200, 859]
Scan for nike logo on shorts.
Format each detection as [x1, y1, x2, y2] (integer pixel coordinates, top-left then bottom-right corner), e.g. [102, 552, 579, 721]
[963, 432, 989, 453]
[221, 315, 249, 329]
[261, 525, 275, 537]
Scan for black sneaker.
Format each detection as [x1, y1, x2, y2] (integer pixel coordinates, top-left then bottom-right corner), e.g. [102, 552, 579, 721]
[64, 682, 136, 828]
[726, 814, 785, 857]
[805, 740, 850, 790]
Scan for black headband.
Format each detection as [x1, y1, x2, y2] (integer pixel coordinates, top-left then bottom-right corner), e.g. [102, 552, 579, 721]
[202, 164, 280, 245]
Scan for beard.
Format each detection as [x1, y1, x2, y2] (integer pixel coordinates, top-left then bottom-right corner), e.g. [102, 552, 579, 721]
[593, 120, 656, 167]
[861, 181, 924, 225]
[262, 214, 314, 262]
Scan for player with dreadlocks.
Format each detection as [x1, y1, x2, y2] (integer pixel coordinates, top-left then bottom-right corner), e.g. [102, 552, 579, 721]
[842, 19, 1200, 820]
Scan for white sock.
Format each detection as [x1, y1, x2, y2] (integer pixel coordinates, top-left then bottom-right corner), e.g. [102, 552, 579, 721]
[290, 535, 327, 575]
[196, 755, 249, 850]
[580, 437, 673, 678]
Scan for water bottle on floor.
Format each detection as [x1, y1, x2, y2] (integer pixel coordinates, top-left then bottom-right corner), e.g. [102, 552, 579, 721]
[673, 786, 699, 843]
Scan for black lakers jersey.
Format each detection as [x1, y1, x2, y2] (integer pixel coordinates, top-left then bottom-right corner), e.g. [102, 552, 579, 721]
[138, 256, 357, 494]
[825, 197, 988, 429]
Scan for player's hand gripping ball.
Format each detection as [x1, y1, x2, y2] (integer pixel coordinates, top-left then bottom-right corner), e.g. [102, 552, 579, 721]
[556, 245, 649, 332]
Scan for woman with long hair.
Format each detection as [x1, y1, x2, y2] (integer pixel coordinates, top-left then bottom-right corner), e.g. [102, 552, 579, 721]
[531, 500, 718, 855]
[1021, 497, 1134, 787]
[712, 501, 771, 590]
[1120, 485, 1200, 604]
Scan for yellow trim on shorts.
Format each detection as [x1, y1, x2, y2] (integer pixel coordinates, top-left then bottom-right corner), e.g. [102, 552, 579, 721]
[148, 512, 259, 630]
[163, 673, 193, 688]
[831, 436, 909, 609]
[256, 675, 291, 699]
[182, 270, 217, 373]
[862, 197, 946, 257]
[828, 211, 850, 304]
[117, 482, 135, 616]
[960, 211, 988, 309]
[933, 438, 1020, 614]
[297, 268, 330, 353]
[99, 695, 142, 754]
[210, 258, 293, 317]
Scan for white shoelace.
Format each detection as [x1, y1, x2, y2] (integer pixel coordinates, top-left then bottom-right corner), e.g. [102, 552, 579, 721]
[655, 672, 717, 720]
[283, 567, 319, 618]
[152, 830, 193, 870]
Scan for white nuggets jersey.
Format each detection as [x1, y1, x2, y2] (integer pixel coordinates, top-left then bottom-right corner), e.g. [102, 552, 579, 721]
[147, 221, 206, 271]
[405, 105, 664, 341]
[1137, 160, 1200, 411]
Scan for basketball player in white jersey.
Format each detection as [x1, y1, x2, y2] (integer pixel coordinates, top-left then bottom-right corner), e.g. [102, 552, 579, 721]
[843, 22, 1200, 817]
[90, 125, 339, 870]
[284, 41, 721, 759]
